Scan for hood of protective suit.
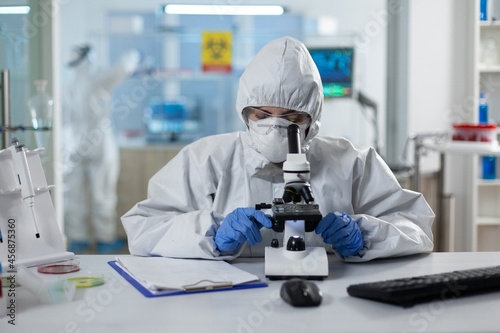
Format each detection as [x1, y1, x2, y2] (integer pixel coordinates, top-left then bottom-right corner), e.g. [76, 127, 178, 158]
[236, 36, 323, 146]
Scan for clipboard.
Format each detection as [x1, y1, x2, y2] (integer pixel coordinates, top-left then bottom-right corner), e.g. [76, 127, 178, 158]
[108, 260, 268, 298]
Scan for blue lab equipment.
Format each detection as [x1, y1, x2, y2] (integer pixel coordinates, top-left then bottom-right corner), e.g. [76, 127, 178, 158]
[481, 0, 488, 21]
[215, 208, 272, 252]
[144, 100, 187, 142]
[479, 93, 496, 180]
[483, 156, 497, 179]
[315, 211, 364, 257]
[309, 47, 354, 98]
[479, 93, 489, 124]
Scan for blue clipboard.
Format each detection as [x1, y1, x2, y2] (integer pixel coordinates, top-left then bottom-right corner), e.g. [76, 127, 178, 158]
[108, 260, 268, 298]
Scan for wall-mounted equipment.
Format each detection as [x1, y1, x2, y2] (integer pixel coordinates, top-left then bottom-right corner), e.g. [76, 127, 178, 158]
[309, 47, 355, 98]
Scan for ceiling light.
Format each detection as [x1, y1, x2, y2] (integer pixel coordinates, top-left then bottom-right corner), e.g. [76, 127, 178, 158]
[0, 6, 30, 14]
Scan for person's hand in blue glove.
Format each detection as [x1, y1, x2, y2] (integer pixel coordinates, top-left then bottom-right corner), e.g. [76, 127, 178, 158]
[315, 211, 364, 257]
[215, 207, 273, 253]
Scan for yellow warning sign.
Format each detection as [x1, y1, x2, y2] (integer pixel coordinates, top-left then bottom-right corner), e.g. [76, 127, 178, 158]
[202, 31, 232, 73]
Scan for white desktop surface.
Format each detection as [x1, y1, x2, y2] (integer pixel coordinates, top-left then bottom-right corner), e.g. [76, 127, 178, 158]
[2, 252, 500, 333]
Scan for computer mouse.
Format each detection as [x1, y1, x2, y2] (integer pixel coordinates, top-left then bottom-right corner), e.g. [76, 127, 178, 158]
[280, 279, 323, 307]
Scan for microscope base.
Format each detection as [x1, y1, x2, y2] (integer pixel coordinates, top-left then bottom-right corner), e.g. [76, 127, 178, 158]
[265, 246, 329, 280]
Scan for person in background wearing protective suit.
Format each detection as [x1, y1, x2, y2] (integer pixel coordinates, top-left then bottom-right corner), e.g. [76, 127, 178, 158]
[62, 45, 140, 254]
[122, 36, 434, 262]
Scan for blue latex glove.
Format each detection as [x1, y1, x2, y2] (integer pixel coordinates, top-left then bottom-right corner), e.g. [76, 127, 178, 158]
[215, 207, 272, 253]
[315, 211, 364, 257]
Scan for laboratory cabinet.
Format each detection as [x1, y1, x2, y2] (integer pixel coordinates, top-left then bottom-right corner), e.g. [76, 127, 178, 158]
[416, 1, 500, 252]
[473, 156, 500, 251]
[116, 144, 184, 236]
[478, 22, 500, 122]
[470, 0, 500, 251]
[426, 142, 500, 251]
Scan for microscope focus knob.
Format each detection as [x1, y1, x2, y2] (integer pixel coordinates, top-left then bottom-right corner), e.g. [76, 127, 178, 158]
[286, 236, 306, 251]
[271, 239, 279, 248]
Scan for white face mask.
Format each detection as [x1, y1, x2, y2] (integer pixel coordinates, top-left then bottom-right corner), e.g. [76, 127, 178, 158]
[248, 117, 307, 163]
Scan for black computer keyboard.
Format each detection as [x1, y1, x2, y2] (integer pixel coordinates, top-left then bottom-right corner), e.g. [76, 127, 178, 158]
[347, 265, 500, 307]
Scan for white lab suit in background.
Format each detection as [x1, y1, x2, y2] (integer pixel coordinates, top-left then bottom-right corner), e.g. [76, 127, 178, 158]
[62, 48, 140, 244]
[122, 37, 434, 261]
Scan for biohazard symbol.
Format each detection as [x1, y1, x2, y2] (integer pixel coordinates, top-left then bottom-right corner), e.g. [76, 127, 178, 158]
[202, 32, 231, 72]
[205, 38, 228, 60]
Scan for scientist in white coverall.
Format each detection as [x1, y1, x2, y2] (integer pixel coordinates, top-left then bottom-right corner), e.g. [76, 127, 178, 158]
[122, 36, 434, 261]
[63, 45, 140, 253]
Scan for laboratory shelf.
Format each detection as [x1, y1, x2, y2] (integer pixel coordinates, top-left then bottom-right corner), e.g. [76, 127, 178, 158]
[477, 179, 500, 186]
[480, 20, 500, 27]
[475, 216, 500, 226]
[478, 65, 500, 72]
[130, 70, 239, 81]
[446, 0, 500, 252]
[426, 141, 500, 155]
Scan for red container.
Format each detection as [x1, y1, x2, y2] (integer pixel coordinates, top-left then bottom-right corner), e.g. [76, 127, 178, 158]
[452, 123, 498, 142]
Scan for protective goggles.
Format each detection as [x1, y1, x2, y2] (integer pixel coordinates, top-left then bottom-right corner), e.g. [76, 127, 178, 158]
[243, 107, 311, 126]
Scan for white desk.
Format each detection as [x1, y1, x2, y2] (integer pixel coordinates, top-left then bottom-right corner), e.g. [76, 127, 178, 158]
[2, 252, 500, 333]
[424, 141, 500, 252]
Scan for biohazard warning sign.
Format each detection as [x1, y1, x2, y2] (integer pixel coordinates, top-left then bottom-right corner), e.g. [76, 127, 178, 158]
[201, 31, 232, 73]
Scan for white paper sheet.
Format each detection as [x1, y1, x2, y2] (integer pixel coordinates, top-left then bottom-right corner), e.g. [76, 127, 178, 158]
[116, 256, 259, 291]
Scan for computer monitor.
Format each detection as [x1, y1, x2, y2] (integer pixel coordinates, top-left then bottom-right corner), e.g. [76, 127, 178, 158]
[308, 47, 354, 98]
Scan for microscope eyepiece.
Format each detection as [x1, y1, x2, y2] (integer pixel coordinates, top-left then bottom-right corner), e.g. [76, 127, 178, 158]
[287, 123, 299, 135]
[287, 124, 301, 154]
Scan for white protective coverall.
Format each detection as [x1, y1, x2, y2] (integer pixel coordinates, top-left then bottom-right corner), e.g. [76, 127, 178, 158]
[122, 36, 434, 262]
[62, 47, 140, 243]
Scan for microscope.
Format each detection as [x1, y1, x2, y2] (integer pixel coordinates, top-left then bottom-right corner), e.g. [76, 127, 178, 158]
[258, 124, 329, 280]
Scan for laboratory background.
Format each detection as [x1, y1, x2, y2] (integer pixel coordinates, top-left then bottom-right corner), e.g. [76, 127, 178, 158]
[0, 0, 496, 254]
